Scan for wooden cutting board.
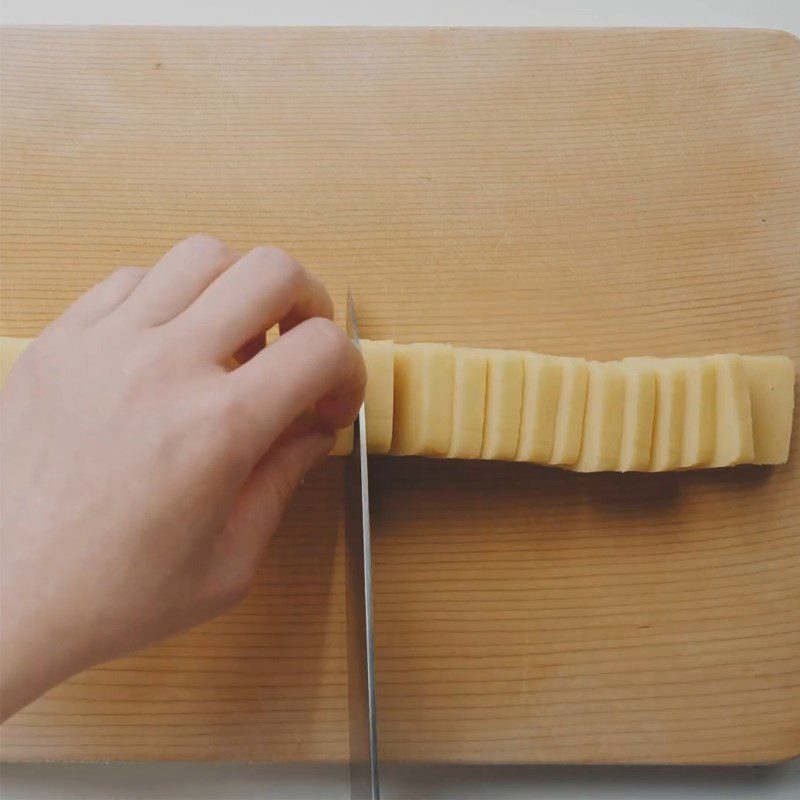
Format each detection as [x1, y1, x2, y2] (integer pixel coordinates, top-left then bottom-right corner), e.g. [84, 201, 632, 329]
[1, 27, 798, 765]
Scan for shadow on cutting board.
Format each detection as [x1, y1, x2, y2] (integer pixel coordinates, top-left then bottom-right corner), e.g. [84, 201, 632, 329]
[369, 455, 774, 536]
[366, 455, 795, 765]
[1, 760, 798, 799]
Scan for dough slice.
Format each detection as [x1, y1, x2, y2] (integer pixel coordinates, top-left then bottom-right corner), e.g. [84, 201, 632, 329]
[680, 357, 716, 468]
[574, 360, 626, 472]
[619, 360, 657, 472]
[481, 349, 524, 461]
[549, 357, 589, 466]
[711, 354, 754, 467]
[743, 355, 794, 465]
[448, 347, 488, 459]
[390, 342, 454, 456]
[515, 353, 562, 464]
[361, 339, 395, 454]
[648, 358, 688, 472]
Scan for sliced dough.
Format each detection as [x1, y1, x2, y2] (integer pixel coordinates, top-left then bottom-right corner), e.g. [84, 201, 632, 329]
[574, 361, 626, 472]
[389, 344, 422, 455]
[390, 342, 454, 457]
[549, 357, 589, 466]
[448, 347, 488, 459]
[619, 360, 656, 472]
[515, 353, 562, 463]
[361, 339, 394, 454]
[648, 358, 687, 472]
[481, 349, 524, 461]
[0, 335, 792, 469]
[711, 354, 754, 467]
[743, 355, 795, 465]
[681, 357, 716, 468]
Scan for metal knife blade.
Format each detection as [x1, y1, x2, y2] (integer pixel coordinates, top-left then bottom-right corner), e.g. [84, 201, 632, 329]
[344, 290, 380, 800]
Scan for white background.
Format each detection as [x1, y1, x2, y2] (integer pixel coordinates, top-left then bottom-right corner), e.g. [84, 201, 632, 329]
[0, 0, 798, 28]
[1, 1, 799, 798]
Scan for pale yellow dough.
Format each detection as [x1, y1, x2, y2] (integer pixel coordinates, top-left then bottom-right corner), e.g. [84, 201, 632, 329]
[390, 342, 454, 457]
[549, 357, 589, 466]
[448, 347, 488, 459]
[0, 336, 793, 470]
[680, 357, 716, 469]
[743, 355, 795, 465]
[481, 349, 524, 461]
[618, 360, 656, 472]
[515, 353, 562, 464]
[361, 339, 394, 454]
[647, 358, 687, 472]
[711, 354, 755, 467]
[574, 361, 626, 472]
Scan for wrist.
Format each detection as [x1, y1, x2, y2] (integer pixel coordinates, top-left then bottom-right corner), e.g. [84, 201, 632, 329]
[0, 530, 91, 720]
[1, 619, 64, 721]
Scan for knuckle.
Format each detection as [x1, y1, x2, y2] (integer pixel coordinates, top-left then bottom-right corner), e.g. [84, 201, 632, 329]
[304, 316, 350, 356]
[112, 265, 146, 281]
[116, 328, 183, 390]
[181, 233, 230, 259]
[251, 246, 304, 283]
[250, 244, 291, 265]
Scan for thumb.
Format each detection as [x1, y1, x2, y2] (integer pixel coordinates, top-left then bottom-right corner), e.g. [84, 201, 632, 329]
[224, 426, 335, 560]
[255, 428, 336, 515]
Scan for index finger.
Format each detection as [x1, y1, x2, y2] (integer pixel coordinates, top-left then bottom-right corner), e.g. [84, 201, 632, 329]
[174, 247, 334, 362]
[225, 316, 366, 456]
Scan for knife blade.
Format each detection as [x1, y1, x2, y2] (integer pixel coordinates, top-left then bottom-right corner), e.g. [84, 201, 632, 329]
[344, 290, 380, 800]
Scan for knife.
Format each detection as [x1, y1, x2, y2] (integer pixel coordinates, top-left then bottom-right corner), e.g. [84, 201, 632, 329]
[344, 290, 380, 800]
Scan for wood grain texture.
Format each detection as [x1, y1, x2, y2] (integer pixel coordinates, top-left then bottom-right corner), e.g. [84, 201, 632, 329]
[1, 27, 798, 764]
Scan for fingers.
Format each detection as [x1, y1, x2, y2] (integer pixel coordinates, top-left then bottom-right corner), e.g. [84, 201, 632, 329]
[257, 429, 335, 513]
[123, 234, 239, 326]
[219, 427, 335, 569]
[227, 316, 366, 453]
[174, 246, 334, 362]
[232, 333, 267, 367]
[54, 267, 147, 328]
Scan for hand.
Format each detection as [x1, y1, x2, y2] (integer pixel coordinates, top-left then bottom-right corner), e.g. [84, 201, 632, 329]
[0, 235, 365, 720]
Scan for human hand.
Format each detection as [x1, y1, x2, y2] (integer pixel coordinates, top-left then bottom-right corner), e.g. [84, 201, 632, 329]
[0, 235, 365, 720]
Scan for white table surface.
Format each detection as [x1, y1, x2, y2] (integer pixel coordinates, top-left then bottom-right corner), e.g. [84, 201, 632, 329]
[1, 1, 798, 798]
